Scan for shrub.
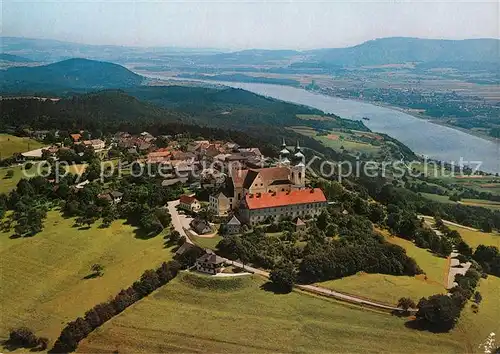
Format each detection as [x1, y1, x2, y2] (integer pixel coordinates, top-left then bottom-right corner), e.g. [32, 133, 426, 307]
[397, 297, 416, 311]
[8, 327, 38, 348]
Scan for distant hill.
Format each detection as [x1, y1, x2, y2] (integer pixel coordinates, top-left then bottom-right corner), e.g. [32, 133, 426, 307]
[1, 36, 224, 63]
[305, 37, 500, 66]
[1, 58, 144, 92]
[0, 53, 33, 62]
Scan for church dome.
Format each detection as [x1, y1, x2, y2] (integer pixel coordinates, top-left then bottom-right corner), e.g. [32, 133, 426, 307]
[293, 141, 305, 160]
[280, 138, 290, 156]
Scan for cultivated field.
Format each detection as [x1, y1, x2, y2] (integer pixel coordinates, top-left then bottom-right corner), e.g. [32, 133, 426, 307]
[0, 211, 173, 343]
[0, 133, 44, 159]
[289, 126, 382, 156]
[78, 272, 464, 353]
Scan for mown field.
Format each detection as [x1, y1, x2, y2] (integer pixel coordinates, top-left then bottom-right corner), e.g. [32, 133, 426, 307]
[0, 211, 173, 343]
[378, 228, 448, 286]
[317, 273, 445, 307]
[317, 228, 448, 307]
[191, 234, 222, 250]
[0, 163, 45, 194]
[78, 272, 464, 353]
[0, 133, 44, 159]
[455, 275, 500, 352]
[447, 225, 500, 250]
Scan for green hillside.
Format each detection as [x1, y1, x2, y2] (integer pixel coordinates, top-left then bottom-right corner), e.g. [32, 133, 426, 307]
[78, 272, 465, 353]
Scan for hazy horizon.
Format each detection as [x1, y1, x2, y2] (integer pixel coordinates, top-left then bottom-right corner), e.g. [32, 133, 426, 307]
[3, 0, 499, 50]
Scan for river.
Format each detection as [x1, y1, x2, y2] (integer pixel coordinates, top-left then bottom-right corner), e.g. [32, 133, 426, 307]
[143, 74, 500, 173]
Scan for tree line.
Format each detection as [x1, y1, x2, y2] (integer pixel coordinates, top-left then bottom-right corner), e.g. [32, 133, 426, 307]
[50, 260, 181, 352]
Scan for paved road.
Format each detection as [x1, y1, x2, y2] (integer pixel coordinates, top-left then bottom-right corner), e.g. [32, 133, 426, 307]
[167, 200, 193, 244]
[419, 215, 479, 232]
[171, 201, 411, 312]
[225, 260, 406, 312]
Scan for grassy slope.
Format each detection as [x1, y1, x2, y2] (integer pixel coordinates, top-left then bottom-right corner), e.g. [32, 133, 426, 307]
[0, 211, 173, 341]
[379, 229, 448, 286]
[455, 275, 500, 351]
[0, 133, 44, 159]
[79, 272, 463, 353]
[191, 234, 223, 250]
[0, 163, 45, 194]
[448, 225, 500, 249]
[318, 228, 447, 306]
[317, 273, 444, 307]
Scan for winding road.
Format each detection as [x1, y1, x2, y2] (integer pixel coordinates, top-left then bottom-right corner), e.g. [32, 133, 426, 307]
[168, 198, 411, 312]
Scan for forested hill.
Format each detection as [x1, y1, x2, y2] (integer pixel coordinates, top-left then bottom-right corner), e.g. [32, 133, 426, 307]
[1, 58, 144, 92]
[0, 88, 356, 158]
[0, 53, 33, 62]
[124, 86, 367, 132]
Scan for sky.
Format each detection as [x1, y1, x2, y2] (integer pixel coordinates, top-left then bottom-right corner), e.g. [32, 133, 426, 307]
[2, 0, 499, 49]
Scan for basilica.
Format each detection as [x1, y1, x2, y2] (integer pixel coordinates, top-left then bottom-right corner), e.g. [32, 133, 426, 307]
[209, 140, 327, 222]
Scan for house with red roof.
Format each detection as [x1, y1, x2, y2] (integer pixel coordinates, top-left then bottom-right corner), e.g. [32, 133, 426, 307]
[239, 188, 327, 225]
[179, 195, 201, 212]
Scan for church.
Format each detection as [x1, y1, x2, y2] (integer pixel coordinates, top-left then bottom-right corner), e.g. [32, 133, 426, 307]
[209, 140, 307, 217]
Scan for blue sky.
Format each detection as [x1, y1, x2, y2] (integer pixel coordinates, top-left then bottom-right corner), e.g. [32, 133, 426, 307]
[2, 0, 499, 49]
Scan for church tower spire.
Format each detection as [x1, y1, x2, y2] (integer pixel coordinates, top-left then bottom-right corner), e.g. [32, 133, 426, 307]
[279, 138, 290, 165]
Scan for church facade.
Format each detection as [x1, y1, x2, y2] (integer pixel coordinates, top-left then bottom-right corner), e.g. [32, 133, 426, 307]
[209, 140, 308, 218]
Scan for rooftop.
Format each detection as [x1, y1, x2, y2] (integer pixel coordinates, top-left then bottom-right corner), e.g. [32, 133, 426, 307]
[245, 188, 327, 210]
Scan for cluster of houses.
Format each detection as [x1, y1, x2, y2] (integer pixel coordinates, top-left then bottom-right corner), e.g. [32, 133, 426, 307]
[177, 139, 328, 242]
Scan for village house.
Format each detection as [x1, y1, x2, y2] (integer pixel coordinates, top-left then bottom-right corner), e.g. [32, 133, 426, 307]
[295, 217, 307, 232]
[83, 139, 105, 151]
[70, 133, 82, 143]
[161, 177, 189, 187]
[179, 195, 201, 212]
[190, 218, 212, 235]
[195, 249, 225, 275]
[209, 180, 236, 216]
[146, 149, 171, 164]
[97, 190, 124, 204]
[225, 215, 242, 235]
[32, 130, 50, 140]
[239, 188, 327, 226]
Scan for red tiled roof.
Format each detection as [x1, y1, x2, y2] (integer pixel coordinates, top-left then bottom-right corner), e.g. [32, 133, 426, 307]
[180, 195, 197, 204]
[147, 151, 171, 158]
[70, 133, 81, 142]
[245, 188, 326, 210]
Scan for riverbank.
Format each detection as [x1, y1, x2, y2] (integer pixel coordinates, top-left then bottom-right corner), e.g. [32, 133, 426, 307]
[137, 73, 500, 173]
[309, 87, 499, 144]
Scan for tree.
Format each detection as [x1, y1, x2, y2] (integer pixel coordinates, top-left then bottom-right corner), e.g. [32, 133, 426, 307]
[474, 291, 482, 304]
[481, 219, 493, 233]
[91, 263, 104, 277]
[397, 297, 416, 311]
[269, 263, 296, 293]
[5, 169, 14, 179]
[7, 327, 38, 348]
[416, 294, 461, 332]
[169, 230, 181, 244]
